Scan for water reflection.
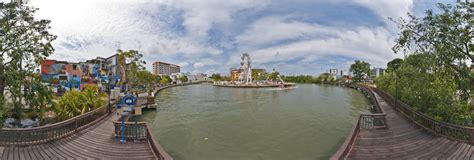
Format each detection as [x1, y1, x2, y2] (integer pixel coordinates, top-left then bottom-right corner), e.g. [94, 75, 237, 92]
[143, 84, 370, 160]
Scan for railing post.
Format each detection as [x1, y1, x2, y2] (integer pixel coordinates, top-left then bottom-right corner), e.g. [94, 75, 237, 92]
[470, 130, 474, 144]
[75, 118, 78, 133]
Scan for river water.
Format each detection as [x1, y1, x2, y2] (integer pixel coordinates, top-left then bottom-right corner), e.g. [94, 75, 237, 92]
[142, 84, 370, 160]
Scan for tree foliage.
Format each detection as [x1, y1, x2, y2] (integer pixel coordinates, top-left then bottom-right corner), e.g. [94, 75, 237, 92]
[392, 2, 473, 101]
[55, 85, 106, 121]
[376, 55, 471, 124]
[282, 75, 320, 83]
[386, 58, 403, 72]
[350, 60, 371, 82]
[160, 75, 172, 84]
[178, 76, 188, 83]
[267, 71, 280, 82]
[0, 2, 56, 122]
[117, 49, 146, 88]
[25, 74, 54, 123]
[209, 73, 222, 81]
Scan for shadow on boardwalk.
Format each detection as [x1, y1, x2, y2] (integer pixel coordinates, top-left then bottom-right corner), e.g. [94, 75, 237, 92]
[0, 114, 156, 160]
[348, 91, 473, 159]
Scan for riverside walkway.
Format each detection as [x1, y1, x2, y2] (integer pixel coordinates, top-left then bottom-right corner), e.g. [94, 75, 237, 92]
[345, 89, 473, 159]
[0, 114, 157, 160]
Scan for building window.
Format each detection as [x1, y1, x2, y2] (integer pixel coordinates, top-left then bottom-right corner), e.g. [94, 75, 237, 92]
[72, 64, 77, 70]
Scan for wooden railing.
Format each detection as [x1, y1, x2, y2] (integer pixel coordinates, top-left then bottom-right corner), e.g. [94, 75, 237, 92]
[113, 121, 173, 160]
[330, 118, 360, 160]
[360, 113, 387, 129]
[372, 88, 474, 144]
[0, 105, 108, 146]
[331, 85, 387, 160]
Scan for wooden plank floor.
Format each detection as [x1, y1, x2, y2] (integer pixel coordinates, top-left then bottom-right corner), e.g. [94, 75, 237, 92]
[0, 114, 157, 160]
[348, 91, 473, 159]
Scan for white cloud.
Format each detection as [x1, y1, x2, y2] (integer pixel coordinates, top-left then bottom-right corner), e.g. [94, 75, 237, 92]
[27, 0, 232, 69]
[172, 0, 269, 40]
[235, 18, 401, 70]
[21, 0, 427, 75]
[178, 62, 189, 67]
[352, 0, 414, 31]
[193, 62, 204, 68]
[236, 16, 339, 48]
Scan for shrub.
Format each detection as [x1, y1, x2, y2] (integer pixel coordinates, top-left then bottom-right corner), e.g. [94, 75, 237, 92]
[55, 85, 106, 121]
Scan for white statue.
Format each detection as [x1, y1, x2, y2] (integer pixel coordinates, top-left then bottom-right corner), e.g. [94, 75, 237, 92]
[238, 53, 252, 84]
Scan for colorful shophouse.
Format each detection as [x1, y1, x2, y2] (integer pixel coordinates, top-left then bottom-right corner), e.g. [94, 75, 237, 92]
[41, 54, 122, 94]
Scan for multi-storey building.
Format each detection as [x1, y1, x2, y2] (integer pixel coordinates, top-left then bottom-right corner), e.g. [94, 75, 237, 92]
[371, 68, 385, 78]
[152, 61, 180, 75]
[230, 68, 241, 82]
[41, 54, 124, 94]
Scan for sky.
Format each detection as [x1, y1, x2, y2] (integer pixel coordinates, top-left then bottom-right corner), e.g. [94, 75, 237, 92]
[3, 0, 457, 75]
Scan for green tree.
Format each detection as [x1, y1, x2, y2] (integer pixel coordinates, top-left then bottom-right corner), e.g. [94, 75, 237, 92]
[116, 49, 146, 89]
[0, 2, 56, 122]
[268, 71, 280, 82]
[26, 74, 54, 123]
[376, 54, 471, 124]
[392, 2, 473, 101]
[319, 73, 335, 83]
[386, 58, 403, 73]
[349, 60, 371, 82]
[160, 75, 172, 84]
[209, 73, 222, 81]
[252, 69, 267, 81]
[179, 76, 188, 83]
[135, 70, 156, 95]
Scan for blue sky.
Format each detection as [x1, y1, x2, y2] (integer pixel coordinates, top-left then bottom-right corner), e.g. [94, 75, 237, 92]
[13, 0, 456, 75]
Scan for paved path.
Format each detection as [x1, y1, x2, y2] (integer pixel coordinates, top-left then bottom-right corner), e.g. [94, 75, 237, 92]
[0, 114, 156, 160]
[347, 91, 473, 159]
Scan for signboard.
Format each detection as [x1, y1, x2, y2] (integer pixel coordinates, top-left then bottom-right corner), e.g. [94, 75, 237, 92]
[122, 94, 137, 106]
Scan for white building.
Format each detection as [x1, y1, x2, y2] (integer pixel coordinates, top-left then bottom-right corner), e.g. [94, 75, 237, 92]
[153, 61, 180, 75]
[327, 68, 351, 79]
[371, 68, 385, 78]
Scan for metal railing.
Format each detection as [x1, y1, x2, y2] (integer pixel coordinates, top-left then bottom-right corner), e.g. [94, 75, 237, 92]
[373, 88, 474, 144]
[0, 105, 108, 146]
[113, 121, 173, 160]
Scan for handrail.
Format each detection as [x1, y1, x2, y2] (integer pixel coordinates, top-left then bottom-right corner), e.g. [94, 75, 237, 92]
[113, 121, 173, 160]
[331, 85, 387, 159]
[372, 88, 474, 144]
[146, 123, 174, 160]
[330, 118, 360, 160]
[0, 105, 109, 146]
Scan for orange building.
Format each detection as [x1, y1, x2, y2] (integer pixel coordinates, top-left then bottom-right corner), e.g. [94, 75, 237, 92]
[230, 68, 241, 82]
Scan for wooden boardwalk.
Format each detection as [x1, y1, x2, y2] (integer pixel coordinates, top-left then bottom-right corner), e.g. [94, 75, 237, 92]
[0, 114, 157, 160]
[347, 91, 473, 159]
